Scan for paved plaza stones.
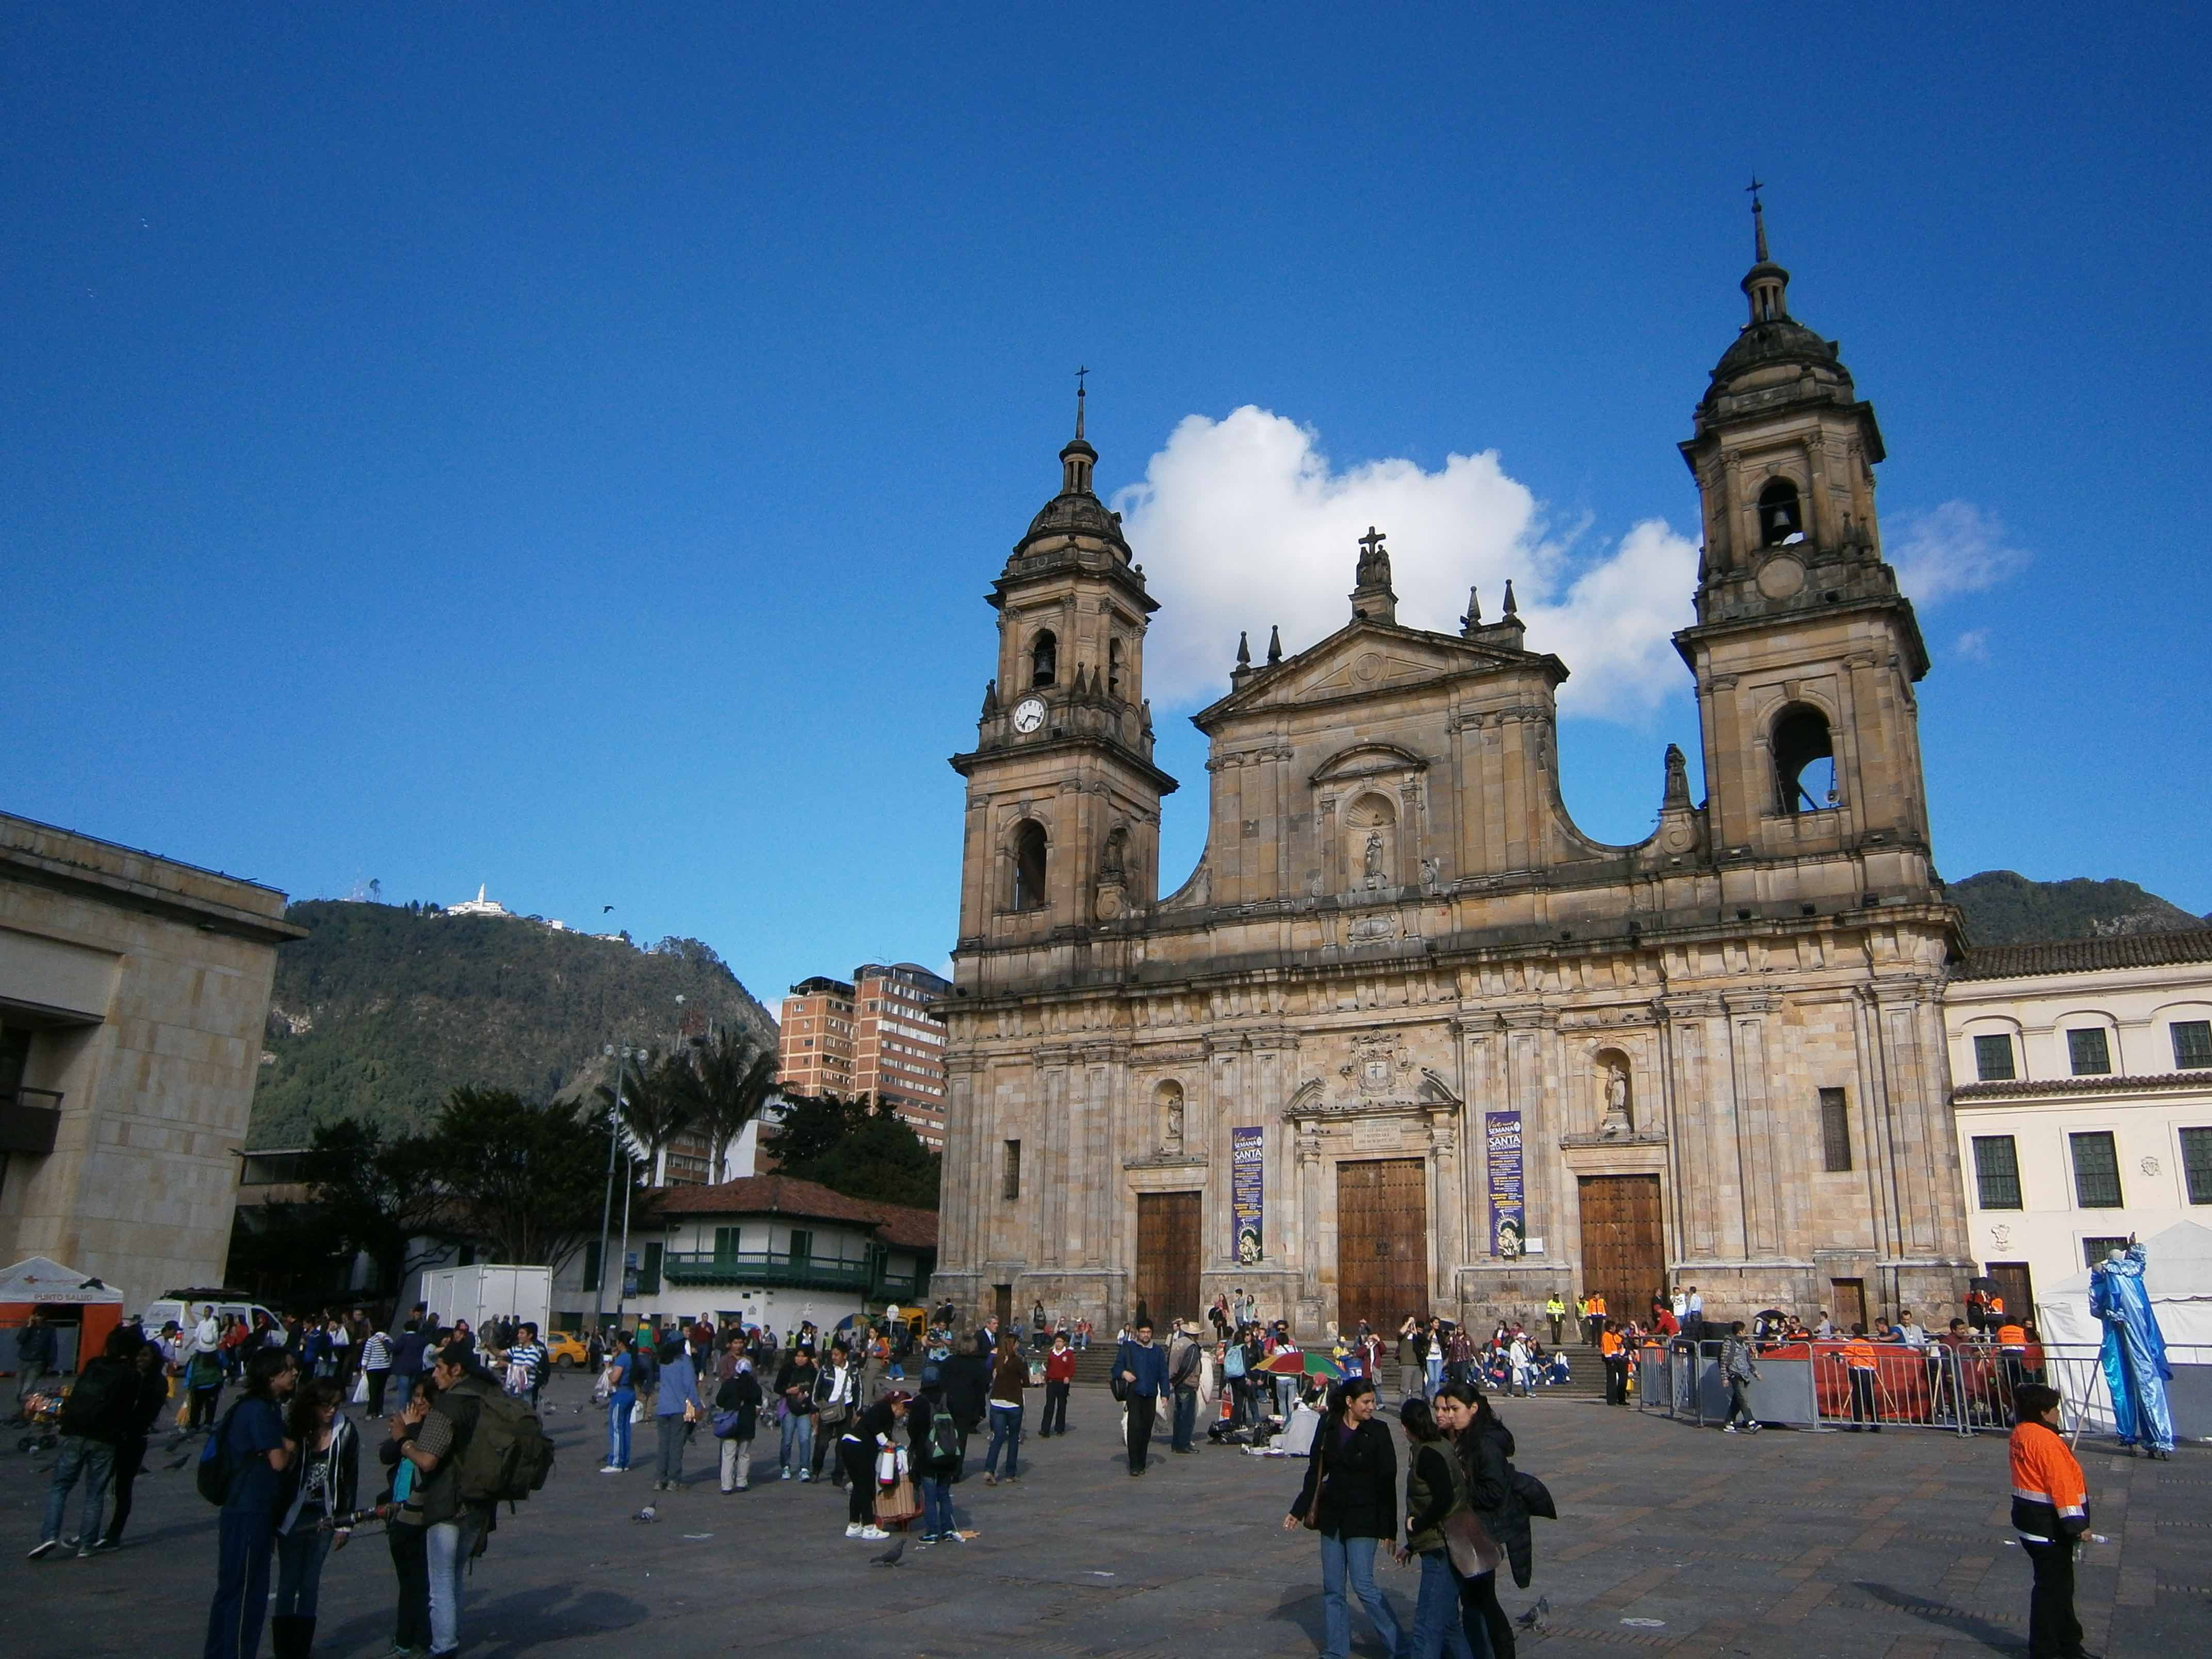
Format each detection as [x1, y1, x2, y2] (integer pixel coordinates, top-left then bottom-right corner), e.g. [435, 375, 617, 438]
[6, 1377, 2204, 1657]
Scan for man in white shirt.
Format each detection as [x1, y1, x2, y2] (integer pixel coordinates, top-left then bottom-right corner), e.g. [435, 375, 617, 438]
[194, 1307, 222, 1354]
[1669, 1288, 1688, 1325]
[1686, 1287, 1704, 1342]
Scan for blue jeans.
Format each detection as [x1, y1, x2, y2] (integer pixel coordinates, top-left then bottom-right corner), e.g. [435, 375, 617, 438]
[203, 1506, 274, 1659]
[985, 1402, 1022, 1477]
[426, 1510, 484, 1655]
[41, 1434, 113, 1545]
[920, 1473, 954, 1537]
[1172, 1387, 1198, 1450]
[1318, 1533, 1403, 1659]
[779, 1408, 815, 1474]
[607, 1391, 635, 1468]
[1409, 1549, 1483, 1659]
[274, 1523, 333, 1618]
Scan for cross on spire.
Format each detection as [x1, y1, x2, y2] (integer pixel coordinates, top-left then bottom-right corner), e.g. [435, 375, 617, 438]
[1357, 526, 1387, 559]
[1746, 176, 1769, 263]
[1074, 365, 1087, 441]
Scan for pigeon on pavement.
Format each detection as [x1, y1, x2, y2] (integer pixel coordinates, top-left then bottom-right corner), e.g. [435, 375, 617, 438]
[870, 1535, 906, 1567]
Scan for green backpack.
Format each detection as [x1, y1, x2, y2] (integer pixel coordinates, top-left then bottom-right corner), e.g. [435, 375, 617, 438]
[452, 1387, 555, 1507]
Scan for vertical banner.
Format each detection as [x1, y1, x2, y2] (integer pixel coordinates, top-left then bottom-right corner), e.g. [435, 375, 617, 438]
[1486, 1110, 1524, 1259]
[1231, 1126, 1264, 1265]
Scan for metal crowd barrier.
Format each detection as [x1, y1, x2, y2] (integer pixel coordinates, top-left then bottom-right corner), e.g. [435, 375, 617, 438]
[1639, 1336, 2212, 1440]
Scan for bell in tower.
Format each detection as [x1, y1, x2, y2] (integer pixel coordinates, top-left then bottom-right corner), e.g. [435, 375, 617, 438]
[1672, 188, 1935, 878]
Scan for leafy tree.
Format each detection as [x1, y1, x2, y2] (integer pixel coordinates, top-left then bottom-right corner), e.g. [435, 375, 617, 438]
[430, 1087, 607, 1273]
[301, 1116, 448, 1294]
[773, 1092, 940, 1209]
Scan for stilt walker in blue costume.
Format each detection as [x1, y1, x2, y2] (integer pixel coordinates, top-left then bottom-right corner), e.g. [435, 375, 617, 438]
[2090, 1237, 2174, 1458]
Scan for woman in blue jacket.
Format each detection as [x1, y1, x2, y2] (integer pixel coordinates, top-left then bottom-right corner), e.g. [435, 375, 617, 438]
[652, 1332, 704, 1492]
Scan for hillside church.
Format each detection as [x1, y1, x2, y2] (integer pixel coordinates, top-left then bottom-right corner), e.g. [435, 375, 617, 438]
[935, 206, 1973, 1339]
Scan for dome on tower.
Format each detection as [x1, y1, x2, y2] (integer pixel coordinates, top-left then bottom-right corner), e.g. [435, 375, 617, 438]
[1701, 191, 1853, 407]
[1011, 381, 1131, 559]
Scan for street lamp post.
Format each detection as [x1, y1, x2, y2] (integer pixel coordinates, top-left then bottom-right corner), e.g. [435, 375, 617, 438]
[592, 1042, 645, 1335]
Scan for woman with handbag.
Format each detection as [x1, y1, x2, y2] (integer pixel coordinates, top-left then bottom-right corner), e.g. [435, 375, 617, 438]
[839, 1390, 910, 1540]
[1281, 1377, 1406, 1659]
[1440, 1382, 1518, 1659]
[1395, 1395, 1487, 1659]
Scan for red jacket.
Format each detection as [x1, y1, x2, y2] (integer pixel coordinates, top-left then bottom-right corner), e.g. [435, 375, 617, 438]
[1044, 1347, 1077, 1383]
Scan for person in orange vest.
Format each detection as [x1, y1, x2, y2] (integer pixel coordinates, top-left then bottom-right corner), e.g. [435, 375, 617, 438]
[1587, 1292, 1608, 1349]
[1996, 1318, 2031, 1422]
[1599, 1320, 1629, 1406]
[1842, 1324, 1881, 1432]
[2009, 1382, 2093, 1659]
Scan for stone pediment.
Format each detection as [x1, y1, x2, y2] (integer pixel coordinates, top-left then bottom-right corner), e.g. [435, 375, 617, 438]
[1283, 1067, 1462, 1120]
[1194, 619, 1562, 730]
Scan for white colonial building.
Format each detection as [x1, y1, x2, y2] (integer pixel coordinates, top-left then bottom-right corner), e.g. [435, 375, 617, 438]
[1945, 930, 2212, 1317]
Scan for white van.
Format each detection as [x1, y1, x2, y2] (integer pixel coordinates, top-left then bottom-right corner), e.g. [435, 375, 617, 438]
[138, 1292, 283, 1340]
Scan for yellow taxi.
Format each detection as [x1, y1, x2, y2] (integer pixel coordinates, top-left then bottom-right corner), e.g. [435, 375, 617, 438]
[545, 1330, 590, 1369]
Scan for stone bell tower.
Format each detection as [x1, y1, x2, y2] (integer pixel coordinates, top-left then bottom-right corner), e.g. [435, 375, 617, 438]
[1675, 191, 1937, 903]
[949, 382, 1177, 990]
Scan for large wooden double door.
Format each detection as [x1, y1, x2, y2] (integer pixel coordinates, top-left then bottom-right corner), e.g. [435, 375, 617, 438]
[1134, 1191, 1202, 1327]
[1337, 1159, 1430, 1329]
[1577, 1174, 1663, 1323]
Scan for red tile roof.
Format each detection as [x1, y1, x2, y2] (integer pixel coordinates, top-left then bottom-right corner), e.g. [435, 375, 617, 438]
[650, 1174, 938, 1250]
[1957, 929, 2212, 980]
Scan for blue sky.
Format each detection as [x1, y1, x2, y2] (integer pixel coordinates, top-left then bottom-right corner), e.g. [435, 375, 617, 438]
[10, 8, 2208, 1013]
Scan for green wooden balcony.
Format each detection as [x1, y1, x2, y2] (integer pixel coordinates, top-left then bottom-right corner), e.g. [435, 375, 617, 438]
[661, 1249, 873, 1292]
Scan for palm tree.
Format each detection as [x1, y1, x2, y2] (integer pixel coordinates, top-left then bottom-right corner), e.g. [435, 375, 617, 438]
[681, 1027, 781, 1182]
[595, 1050, 697, 1187]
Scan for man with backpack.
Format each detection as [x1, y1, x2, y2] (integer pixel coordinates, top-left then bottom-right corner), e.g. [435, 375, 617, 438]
[28, 1326, 140, 1559]
[912, 1367, 966, 1544]
[399, 1340, 552, 1659]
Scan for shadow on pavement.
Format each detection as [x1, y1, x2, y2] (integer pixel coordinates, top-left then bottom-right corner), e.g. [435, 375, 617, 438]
[1851, 1581, 2024, 1653]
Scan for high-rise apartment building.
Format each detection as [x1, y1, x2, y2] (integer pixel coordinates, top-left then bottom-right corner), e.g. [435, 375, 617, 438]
[777, 963, 951, 1150]
[777, 975, 857, 1099]
[853, 963, 951, 1149]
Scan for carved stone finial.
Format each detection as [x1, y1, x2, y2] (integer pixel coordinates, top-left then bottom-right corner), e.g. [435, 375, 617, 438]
[1460, 585, 1481, 633]
[1236, 630, 1251, 668]
[1266, 625, 1282, 665]
[1502, 578, 1518, 617]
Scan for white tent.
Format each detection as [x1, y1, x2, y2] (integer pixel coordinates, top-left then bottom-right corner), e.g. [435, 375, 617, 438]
[0, 1255, 124, 1307]
[2033, 1221, 2212, 1439]
[2035, 1221, 2212, 1349]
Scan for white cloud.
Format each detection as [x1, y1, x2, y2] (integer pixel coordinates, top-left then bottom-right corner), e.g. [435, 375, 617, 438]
[1113, 406, 1697, 718]
[1953, 628, 1991, 662]
[1886, 500, 2029, 607]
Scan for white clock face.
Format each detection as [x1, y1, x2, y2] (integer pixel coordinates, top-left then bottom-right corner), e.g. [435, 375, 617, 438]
[1012, 696, 1047, 734]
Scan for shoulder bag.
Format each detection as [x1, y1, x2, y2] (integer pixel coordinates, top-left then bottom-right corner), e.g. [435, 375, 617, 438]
[1442, 1508, 1503, 1577]
[1300, 1425, 1327, 1530]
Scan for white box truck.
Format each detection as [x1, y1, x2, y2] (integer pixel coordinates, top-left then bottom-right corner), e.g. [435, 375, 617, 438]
[424, 1264, 551, 1339]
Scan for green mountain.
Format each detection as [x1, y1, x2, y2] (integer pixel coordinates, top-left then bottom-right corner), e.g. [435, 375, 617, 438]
[247, 899, 779, 1149]
[1948, 870, 2209, 947]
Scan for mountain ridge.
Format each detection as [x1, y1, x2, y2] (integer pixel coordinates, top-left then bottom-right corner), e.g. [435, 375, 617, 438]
[246, 899, 779, 1149]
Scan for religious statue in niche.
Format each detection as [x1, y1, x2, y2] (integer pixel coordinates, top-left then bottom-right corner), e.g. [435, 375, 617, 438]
[1599, 1059, 1634, 1141]
[1158, 1082, 1185, 1151]
[1362, 831, 1385, 888]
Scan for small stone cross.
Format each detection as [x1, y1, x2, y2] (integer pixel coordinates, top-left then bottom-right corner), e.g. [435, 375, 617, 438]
[1357, 526, 1387, 558]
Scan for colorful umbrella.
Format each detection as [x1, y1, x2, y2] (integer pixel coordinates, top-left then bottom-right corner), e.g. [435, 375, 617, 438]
[1260, 1349, 1343, 1380]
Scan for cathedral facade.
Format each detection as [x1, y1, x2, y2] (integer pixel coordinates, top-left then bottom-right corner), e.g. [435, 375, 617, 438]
[934, 214, 1973, 1339]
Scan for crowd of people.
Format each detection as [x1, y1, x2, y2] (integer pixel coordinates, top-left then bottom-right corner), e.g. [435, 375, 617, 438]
[11, 1284, 2107, 1659]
